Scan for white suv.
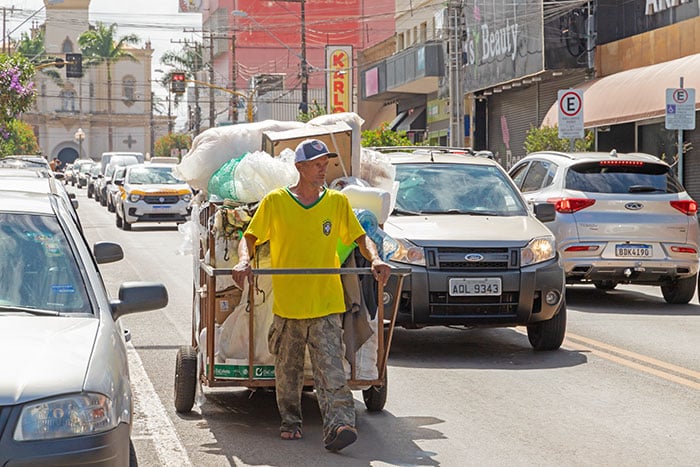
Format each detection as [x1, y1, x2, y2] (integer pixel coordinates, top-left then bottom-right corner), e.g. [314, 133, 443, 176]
[509, 150, 700, 304]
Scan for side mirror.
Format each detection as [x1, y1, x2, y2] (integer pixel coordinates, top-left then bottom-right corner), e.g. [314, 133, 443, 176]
[533, 202, 556, 223]
[110, 282, 169, 320]
[115, 179, 124, 186]
[94, 241, 124, 264]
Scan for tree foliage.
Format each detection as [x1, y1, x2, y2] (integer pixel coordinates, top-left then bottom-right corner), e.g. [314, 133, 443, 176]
[523, 125, 594, 153]
[0, 119, 40, 156]
[0, 53, 36, 144]
[160, 45, 204, 109]
[297, 99, 327, 123]
[361, 121, 412, 147]
[154, 132, 192, 159]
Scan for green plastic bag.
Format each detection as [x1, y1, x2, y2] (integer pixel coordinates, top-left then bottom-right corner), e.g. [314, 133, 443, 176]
[208, 153, 247, 201]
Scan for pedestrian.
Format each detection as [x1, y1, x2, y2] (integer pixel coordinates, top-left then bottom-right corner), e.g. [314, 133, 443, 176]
[232, 139, 391, 452]
[49, 158, 60, 172]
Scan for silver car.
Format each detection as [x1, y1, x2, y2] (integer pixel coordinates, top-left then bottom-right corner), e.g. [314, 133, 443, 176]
[509, 150, 700, 304]
[0, 182, 168, 464]
[370, 147, 566, 351]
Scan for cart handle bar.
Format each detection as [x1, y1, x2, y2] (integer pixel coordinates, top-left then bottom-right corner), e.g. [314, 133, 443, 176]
[202, 265, 411, 277]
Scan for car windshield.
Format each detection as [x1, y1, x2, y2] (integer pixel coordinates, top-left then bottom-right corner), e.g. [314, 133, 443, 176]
[0, 212, 90, 314]
[565, 161, 683, 194]
[128, 166, 183, 185]
[394, 163, 527, 215]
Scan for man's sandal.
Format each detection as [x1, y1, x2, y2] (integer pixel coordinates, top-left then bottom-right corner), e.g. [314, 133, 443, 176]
[280, 427, 303, 440]
[324, 425, 357, 451]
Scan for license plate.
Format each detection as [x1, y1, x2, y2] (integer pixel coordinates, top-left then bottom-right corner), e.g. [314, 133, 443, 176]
[615, 244, 652, 257]
[449, 278, 501, 296]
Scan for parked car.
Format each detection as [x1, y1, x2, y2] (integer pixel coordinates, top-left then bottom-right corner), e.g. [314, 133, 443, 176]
[106, 166, 128, 213]
[98, 158, 140, 207]
[63, 162, 76, 185]
[508, 150, 700, 304]
[0, 178, 168, 465]
[87, 164, 101, 198]
[368, 146, 566, 350]
[114, 163, 193, 230]
[73, 159, 95, 188]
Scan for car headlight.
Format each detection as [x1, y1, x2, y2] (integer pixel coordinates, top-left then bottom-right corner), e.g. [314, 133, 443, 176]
[14, 393, 117, 441]
[385, 237, 425, 266]
[181, 193, 192, 202]
[521, 236, 556, 266]
[128, 193, 142, 202]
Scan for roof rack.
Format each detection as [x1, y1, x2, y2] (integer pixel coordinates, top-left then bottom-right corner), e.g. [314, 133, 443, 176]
[365, 146, 475, 154]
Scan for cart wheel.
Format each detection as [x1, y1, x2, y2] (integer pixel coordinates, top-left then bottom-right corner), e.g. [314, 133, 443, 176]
[362, 375, 388, 412]
[174, 345, 198, 413]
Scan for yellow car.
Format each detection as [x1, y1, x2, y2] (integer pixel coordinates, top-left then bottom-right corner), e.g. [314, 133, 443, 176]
[114, 163, 193, 231]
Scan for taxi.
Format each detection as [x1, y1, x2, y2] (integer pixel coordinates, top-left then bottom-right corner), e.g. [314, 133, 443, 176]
[114, 163, 193, 230]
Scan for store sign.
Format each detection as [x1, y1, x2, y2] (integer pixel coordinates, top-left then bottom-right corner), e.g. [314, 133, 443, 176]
[462, 0, 543, 92]
[645, 0, 691, 16]
[326, 46, 353, 114]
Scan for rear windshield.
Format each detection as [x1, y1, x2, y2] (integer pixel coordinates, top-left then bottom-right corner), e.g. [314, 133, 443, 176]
[565, 161, 683, 194]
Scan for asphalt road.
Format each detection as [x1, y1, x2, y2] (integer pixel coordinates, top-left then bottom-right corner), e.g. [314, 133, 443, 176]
[72, 184, 700, 467]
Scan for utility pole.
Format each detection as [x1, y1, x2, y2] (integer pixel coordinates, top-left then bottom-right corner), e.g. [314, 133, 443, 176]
[448, 1, 464, 147]
[231, 34, 238, 123]
[2, 6, 15, 54]
[300, 0, 308, 113]
[209, 32, 216, 128]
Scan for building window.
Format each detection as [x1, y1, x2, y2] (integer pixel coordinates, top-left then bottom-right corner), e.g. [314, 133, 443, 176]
[122, 75, 136, 106]
[397, 32, 405, 51]
[59, 89, 76, 112]
[420, 22, 427, 42]
[413, 26, 418, 45]
[62, 38, 73, 53]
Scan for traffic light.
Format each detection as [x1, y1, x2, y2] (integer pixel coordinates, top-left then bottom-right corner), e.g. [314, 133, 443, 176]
[66, 53, 82, 78]
[170, 72, 187, 94]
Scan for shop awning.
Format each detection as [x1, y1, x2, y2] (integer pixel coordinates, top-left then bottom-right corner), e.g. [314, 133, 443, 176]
[364, 104, 398, 130]
[541, 53, 700, 129]
[389, 111, 408, 131]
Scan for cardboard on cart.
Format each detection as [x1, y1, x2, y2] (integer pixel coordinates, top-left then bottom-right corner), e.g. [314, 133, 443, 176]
[262, 121, 354, 184]
[215, 288, 243, 324]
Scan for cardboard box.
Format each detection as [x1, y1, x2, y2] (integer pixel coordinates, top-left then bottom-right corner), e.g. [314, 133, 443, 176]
[215, 288, 243, 324]
[262, 122, 355, 184]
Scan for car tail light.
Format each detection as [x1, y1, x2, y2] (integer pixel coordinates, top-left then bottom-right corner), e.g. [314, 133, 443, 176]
[599, 160, 644, 166]
[547, 198, 596, 213]
[564, 245, 599, 252]
[671, 246, 697, 254]
[670, 200, 697, 215]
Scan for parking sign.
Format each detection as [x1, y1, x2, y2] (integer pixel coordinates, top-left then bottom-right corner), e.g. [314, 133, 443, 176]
[665, 88, 696, 130]
[558, 89, 584, 139]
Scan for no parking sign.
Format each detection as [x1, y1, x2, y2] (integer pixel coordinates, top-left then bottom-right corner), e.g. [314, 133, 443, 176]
[558, 89, 584, 139]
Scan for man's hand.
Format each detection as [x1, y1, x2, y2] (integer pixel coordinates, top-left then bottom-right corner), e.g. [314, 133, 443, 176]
[371, 258, 392, 287]
[231, 260, 253, 288]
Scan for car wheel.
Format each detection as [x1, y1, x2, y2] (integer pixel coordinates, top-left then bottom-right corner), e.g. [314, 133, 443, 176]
[122, 216, 132, 231]
[661, 273, 697, 304]
[362, 372, 387, 412]
[116, 211, 123, 228]
[129, 439, 138, 467]
[593, 280, 617, 291]
[100, 195, 107, 207]
[174, 345, 198, 413]
[87, 186, 93, 198]
[527, 300, 567, 351]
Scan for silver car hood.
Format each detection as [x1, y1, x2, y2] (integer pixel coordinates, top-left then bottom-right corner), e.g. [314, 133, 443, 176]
[0, 317, 97, 405]
[384, 214, 551, 245]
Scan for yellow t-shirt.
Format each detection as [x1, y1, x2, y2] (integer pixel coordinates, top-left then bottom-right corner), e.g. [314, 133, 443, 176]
[244, 187, 365, 319]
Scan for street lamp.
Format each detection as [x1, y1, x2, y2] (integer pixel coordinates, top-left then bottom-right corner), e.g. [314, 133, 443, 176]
[74, 127, 85, 159]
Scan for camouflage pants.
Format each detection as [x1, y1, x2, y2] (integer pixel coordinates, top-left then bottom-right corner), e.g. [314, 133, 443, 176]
[269, 313, 355, 439]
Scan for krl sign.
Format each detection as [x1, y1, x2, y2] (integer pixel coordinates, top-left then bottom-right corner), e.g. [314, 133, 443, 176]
[326, 46, 353, 114]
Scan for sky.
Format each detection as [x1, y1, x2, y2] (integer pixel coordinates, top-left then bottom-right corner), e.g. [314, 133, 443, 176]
[2, 0, 203, 124]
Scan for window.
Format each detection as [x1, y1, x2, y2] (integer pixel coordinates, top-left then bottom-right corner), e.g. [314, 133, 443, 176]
[61, 38, 73, 53]
[420, 22, 427, 42]
[520, 161, 554, 192]
[122, 75, 136, 106]
[397, 32, 405, 51]
[59, 89, 76, 112]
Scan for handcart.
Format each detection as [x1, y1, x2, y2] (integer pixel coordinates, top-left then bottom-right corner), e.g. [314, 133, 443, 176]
[173, 202, 410, 413]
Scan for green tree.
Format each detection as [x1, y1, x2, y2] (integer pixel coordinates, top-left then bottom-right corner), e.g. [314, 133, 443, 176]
[79, 22, 140, 150]
[361, 121, 412, 147]
[15, 29, 62, 84]
[523, 125, 594, 153]
[154, 132, 191, 159]
[0, 119, 40, 156]
[298, 99, 326, 123]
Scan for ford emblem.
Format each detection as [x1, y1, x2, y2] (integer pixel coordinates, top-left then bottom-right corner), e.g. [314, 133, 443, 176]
[625, 202, 643, 210]
[159, 197, 165, 203]
[465, 253, 484, 262]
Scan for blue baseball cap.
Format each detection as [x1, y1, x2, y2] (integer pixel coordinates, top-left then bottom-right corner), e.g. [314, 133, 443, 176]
[294, 139, 338, 163]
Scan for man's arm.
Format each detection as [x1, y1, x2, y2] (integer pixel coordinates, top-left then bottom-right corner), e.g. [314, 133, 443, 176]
[231, 233, 257, 287]
[355, 233, 392, 286]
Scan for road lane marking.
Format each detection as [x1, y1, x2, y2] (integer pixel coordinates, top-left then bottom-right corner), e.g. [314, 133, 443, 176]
[128, 343, 193, 466]
[563, 333, 700, 391]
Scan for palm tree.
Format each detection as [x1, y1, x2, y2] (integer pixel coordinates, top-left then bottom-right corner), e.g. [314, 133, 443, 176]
[15, 30, 61, 84]
[78, 22, 140, 151]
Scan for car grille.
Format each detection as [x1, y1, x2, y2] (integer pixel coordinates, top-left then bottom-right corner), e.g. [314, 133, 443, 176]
[429, 291, 519, 316]
[429, 247, 518, 270]
[144, 195, 179, 204]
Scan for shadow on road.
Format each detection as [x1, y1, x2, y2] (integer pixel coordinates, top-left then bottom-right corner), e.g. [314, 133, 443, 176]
[565, 284, 700, 316]
[177, 388, 443, 466]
